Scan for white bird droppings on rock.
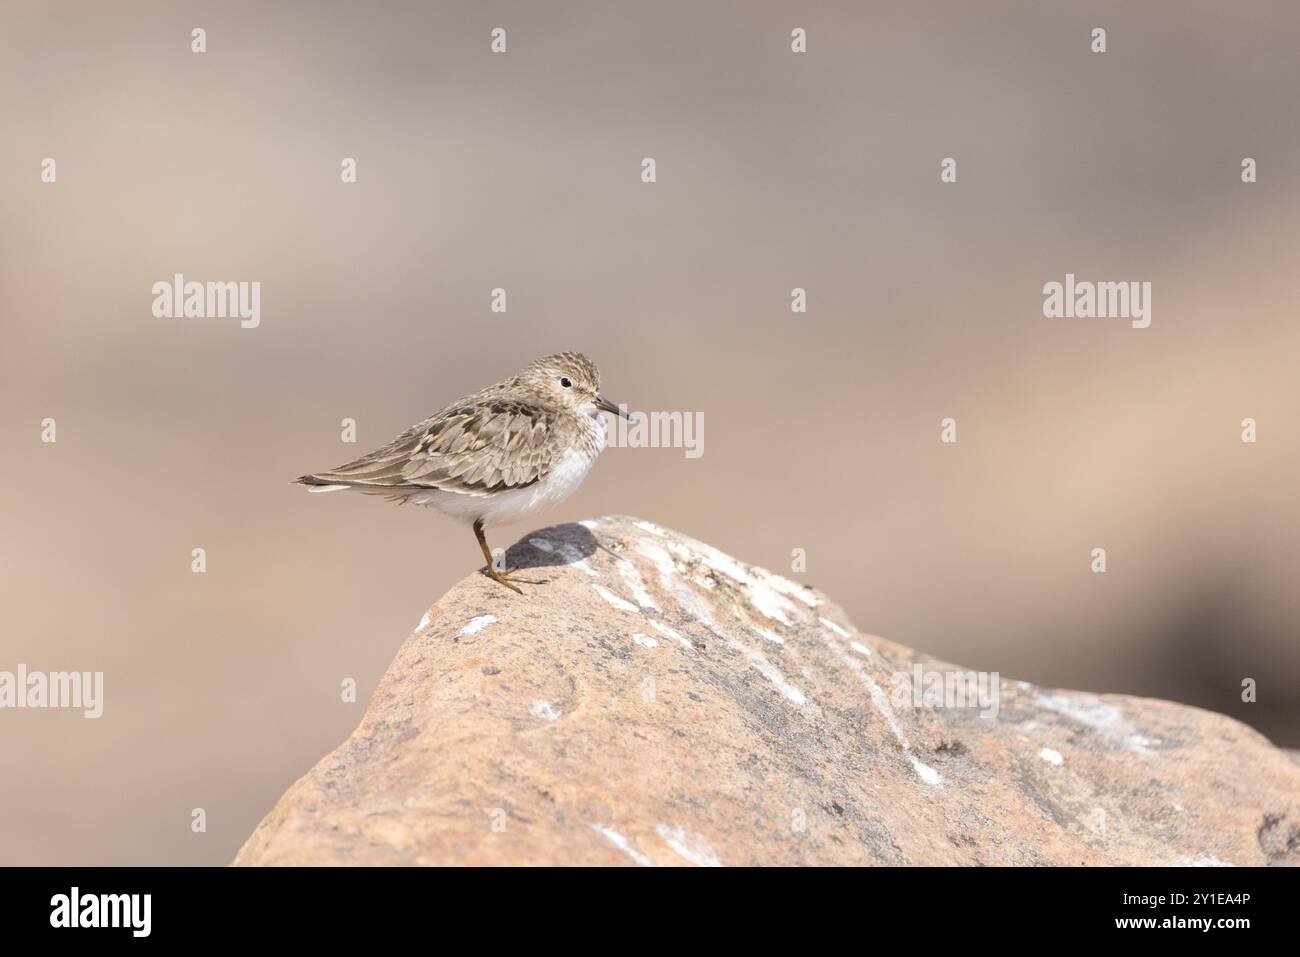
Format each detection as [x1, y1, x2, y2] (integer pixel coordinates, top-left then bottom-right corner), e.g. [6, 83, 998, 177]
[618, 560, 660, 609]
[910, 758, 943, 786]
[591, 824, 652, 866]
[649, 619, 693, 650]
[459, 615, 497, 636]
[737, 642, 809, 707]
[819, 630, 941, 787]
[673, 538, 800, 625]
[655, 825, 722, 867]
[820, 617, 851, 638]
[592, 584, 639, 614]
[1035, 692, 1158, 757]
[635, 540, 677, 586]
[744, 579, 795, 625]
[761, 569, 821, 608]
[529, 700, 560, 722]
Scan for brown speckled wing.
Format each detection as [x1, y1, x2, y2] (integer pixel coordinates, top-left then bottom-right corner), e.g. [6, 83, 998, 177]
[308, 400, 568, 497]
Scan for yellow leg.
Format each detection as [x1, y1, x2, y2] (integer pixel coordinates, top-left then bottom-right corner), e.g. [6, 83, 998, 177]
[473, 519, 540, 594]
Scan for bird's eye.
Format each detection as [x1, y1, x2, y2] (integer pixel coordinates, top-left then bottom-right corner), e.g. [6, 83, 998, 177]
[559, 377, 572, 388]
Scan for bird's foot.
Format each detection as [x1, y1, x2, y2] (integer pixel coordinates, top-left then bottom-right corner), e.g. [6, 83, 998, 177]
[483, 566, 543, 594]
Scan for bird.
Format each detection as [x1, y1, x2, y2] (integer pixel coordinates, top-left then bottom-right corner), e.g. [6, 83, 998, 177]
[294, 352, 629, 593]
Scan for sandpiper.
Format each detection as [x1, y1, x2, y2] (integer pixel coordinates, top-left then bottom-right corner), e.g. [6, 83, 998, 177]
[295, 352, 628, 593]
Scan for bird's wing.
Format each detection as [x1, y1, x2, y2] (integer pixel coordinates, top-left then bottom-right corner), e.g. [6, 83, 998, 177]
[303, 400, 569, 497]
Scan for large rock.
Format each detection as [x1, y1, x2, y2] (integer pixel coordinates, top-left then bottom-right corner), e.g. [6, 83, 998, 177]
[234, 516, 1300, 866]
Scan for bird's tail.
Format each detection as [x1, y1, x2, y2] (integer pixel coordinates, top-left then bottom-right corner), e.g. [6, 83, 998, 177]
[293, 474, 354, 493]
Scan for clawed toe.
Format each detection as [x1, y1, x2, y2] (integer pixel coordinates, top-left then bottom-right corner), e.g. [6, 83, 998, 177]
[475, 519, 544, 594]
[484, 568, 524, 594]
[484, 567, 547, 593]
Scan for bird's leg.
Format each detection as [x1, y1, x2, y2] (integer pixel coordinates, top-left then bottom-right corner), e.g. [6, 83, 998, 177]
[473, 519, 519, 593]
[473, 518, 495, 567]
[473, 519, 541, 593]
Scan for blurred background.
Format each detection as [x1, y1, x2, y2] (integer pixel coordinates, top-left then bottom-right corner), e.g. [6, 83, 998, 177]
[2, 1, 1297, 865]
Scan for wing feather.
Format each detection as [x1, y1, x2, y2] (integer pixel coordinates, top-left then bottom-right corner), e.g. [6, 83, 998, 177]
[302, 400, 568, 497]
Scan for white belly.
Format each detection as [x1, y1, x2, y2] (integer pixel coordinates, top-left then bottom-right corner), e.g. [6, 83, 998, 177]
[415, 415, 605, 527]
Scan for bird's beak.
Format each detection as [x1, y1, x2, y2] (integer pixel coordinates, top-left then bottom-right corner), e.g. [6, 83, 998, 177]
[596, 394, 630, 419]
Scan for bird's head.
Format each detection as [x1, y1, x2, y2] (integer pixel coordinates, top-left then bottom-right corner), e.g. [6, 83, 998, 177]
[520, 352, 628, 419]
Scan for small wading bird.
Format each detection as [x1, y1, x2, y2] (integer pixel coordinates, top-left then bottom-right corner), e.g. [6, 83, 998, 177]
[295, 353, 629, 593]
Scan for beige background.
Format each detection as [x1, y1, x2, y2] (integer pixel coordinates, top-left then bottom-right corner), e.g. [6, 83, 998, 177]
[2, 1, 1298, 865]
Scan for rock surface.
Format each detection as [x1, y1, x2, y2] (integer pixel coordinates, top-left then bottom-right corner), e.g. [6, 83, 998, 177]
[235, 516, 1300, 866]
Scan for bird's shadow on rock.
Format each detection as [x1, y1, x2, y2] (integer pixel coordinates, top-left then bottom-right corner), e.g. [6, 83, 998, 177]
[501, 523, 603, 577]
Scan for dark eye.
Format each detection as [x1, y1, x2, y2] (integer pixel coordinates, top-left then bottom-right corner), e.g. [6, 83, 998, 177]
[559, 377, 572, 388]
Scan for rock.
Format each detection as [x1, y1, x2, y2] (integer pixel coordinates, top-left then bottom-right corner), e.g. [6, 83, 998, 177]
[233, 516, 1300, 866]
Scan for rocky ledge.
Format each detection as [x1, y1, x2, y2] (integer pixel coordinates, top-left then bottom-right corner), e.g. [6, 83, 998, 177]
[234, 516, 1300, 866]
